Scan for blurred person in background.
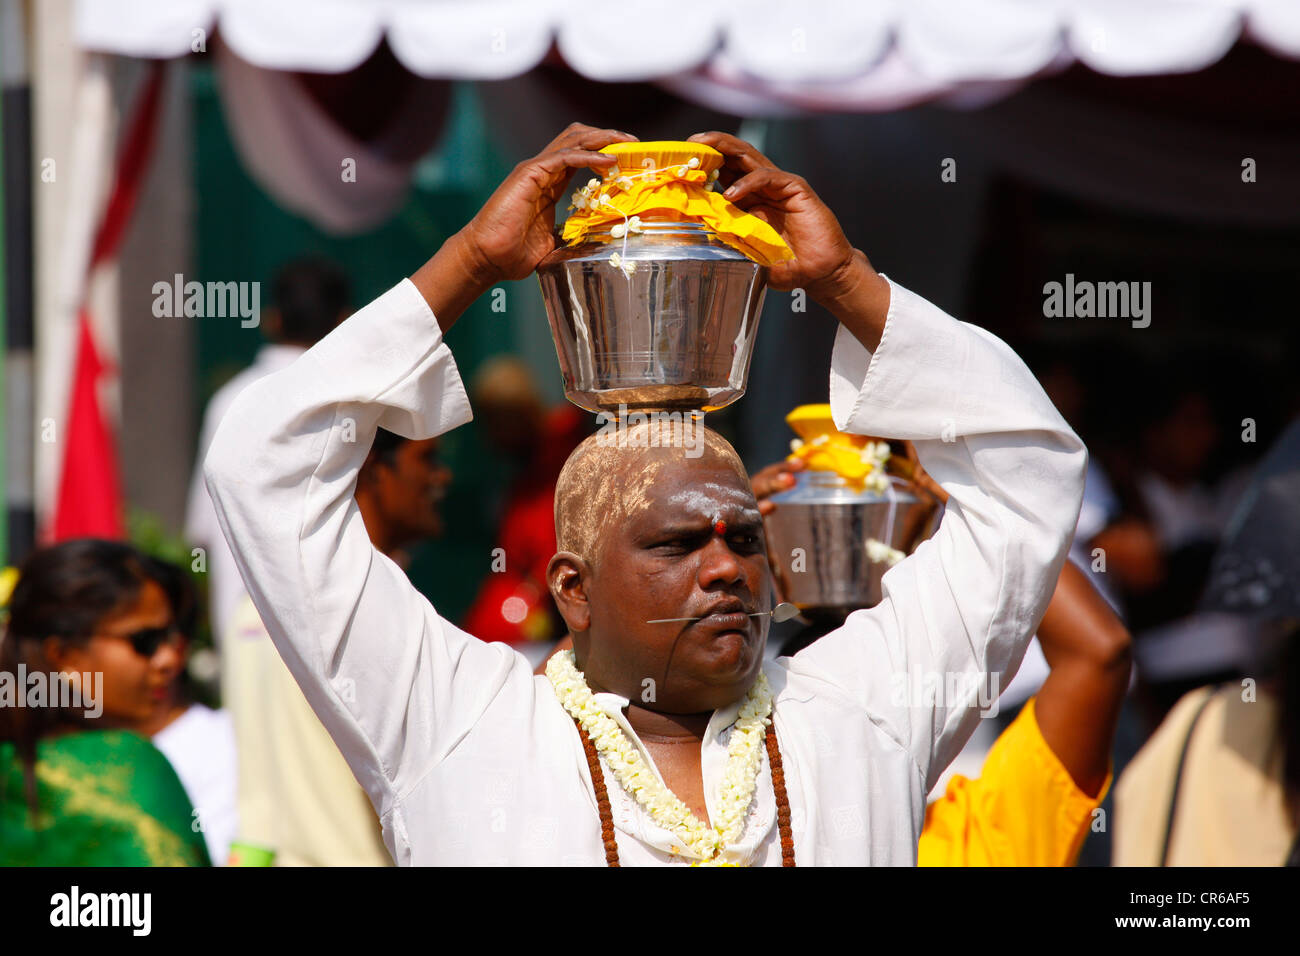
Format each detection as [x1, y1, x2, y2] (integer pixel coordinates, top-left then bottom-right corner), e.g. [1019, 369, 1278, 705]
[1115, 417, 1300, 866]
[186, 257, 351, 645]
[462, 356, 588, 654]
[1115, 621, 1299, 865]
[0, 540, 209, 865]
[222, 428, 450, 866]
[1110, 363, 1254, 728]
[130, 558, 238, 866]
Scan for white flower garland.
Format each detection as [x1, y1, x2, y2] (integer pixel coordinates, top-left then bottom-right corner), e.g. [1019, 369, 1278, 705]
[859, 440, 893, 493]
[546, 649, 772, 865]
[866, 537, 906, 567]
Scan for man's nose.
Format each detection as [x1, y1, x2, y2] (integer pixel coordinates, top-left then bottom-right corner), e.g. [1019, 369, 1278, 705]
[697, 535, 746, 590]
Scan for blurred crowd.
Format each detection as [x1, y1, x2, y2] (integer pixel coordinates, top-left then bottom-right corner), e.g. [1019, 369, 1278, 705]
[1, 256, 1295, 867]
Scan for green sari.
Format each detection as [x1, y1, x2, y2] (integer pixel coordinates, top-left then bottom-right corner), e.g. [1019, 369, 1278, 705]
[1, 730, 211, 866]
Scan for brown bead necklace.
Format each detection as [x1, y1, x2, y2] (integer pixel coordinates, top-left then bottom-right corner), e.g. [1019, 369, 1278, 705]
[573, 717, 797, 867]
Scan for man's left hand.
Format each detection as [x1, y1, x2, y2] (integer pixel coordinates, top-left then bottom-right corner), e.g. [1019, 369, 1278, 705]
[687, 131, 858, 297]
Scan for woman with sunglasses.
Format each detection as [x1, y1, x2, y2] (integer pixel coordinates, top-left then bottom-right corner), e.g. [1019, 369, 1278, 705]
[0, 539, 210, 865]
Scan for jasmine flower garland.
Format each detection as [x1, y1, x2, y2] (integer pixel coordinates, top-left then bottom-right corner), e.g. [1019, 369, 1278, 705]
[546, 649, 773, 865]
[866, 538, 906, 567]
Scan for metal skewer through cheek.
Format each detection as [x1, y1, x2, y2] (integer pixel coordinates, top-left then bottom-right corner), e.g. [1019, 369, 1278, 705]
[646, 602, 799, 625]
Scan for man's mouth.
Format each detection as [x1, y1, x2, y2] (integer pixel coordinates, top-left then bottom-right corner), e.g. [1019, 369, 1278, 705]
[699, 612, 751, 632]
[645, 599, 763, 630]
[692, 600, 755, 633]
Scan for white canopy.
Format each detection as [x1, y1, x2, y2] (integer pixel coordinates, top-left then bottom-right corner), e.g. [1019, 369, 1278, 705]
[75, 0, 1300, 110]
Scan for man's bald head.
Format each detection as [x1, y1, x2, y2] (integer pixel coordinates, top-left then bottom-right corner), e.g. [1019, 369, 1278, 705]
[548, 415, 770, 711]
[554, 417, 748, 564]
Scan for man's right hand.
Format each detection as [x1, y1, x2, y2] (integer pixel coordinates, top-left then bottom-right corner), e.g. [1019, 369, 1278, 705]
[461, 124, 637, 284]
[413, 124, 636, 332]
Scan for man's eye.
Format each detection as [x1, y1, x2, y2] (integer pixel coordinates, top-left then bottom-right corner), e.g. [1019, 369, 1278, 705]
[651, 540, 689, 553]
[650, 534, 705, 554]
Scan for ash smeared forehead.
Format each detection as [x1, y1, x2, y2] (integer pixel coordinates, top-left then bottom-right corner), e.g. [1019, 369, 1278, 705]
[661, 482, 760, 522]
[554, 419, 747, 562]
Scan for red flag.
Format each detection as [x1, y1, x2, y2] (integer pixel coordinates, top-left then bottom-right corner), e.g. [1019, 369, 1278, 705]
[47, 62, 164, 541]
[51, 310, 124, 539]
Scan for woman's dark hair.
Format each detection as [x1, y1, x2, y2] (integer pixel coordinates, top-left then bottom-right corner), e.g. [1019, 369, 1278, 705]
[0, 539, 157, 817]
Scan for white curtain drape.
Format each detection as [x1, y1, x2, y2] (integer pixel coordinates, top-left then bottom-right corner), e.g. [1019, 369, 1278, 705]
[212, 40, 449, 233]
[76, 0, 1300, 101]
[73, 0, 1300, 233]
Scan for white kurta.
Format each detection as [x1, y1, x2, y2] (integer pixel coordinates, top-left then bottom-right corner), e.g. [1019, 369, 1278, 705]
[203, 276, 1086, 866]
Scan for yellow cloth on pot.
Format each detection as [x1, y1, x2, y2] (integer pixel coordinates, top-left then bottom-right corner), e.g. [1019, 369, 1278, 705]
[560, 141, 794, 267]
[785, 404, 891, 490]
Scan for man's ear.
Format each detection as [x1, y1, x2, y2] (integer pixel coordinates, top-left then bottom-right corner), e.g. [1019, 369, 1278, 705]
[547, 551, 591, 634]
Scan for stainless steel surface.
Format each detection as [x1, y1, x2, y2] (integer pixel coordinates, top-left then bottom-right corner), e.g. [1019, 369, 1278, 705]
[537, 221, 768, 414]
[763, 470, 941, 617]
[769, 601, 800, 623]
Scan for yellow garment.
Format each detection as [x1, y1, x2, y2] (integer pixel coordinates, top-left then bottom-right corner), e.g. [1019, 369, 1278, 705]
[919, 697, 1109, 866]
[560, 141, 793, 267]
[1114, 685, 1295, 866]
[223, 595, 391, 867]
[783, 403, 889, 489]
[0, 566, 18, 608]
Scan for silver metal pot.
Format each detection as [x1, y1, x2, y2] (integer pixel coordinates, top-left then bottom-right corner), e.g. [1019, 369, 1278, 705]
[763, 470, 942, 621]
[536, 221, 768, 414]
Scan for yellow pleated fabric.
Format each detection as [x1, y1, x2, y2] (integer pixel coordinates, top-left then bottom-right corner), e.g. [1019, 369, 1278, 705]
[783, 403, 889, 489]
[918, 697, 1111, 867]
[560, 141, 794, 267]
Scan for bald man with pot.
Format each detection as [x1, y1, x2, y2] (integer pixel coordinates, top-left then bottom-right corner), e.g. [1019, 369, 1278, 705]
[204, 125, 1086, 866]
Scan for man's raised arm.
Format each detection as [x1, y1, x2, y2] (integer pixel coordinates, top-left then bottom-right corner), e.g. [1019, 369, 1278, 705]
[202, 126, 635, 820]
[692, 132, 1088, 794]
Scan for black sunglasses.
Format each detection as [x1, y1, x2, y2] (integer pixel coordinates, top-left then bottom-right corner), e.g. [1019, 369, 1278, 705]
[109, 625, 182, 658]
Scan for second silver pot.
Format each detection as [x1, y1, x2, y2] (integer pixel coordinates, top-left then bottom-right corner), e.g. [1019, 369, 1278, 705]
[763, 470, 942, 620]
